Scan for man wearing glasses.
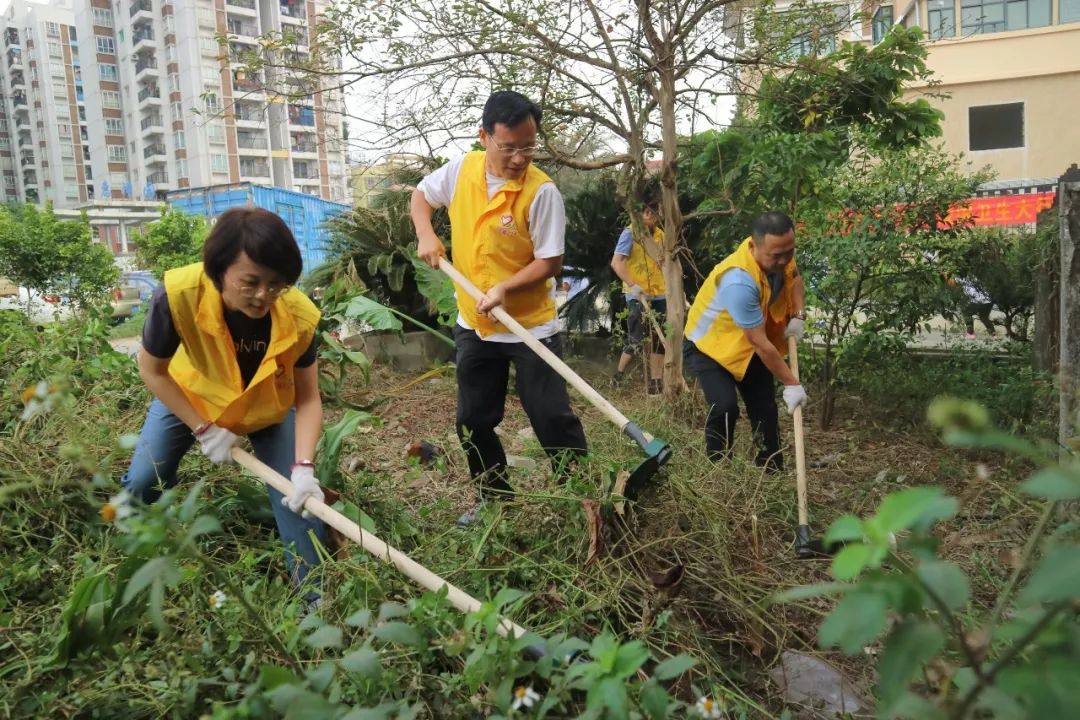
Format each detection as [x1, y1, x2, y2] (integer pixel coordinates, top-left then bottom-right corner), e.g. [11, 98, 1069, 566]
[412, 90, 587, 526]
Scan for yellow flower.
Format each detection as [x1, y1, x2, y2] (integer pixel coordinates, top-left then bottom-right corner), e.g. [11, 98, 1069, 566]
[100, 503, 117, 522]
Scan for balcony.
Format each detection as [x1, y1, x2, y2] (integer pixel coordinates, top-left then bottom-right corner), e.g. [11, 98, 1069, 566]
[287, 104, 315, 127]
[134, 57, 158, 81]
[137, 84, 161, 106]
[19, 156, 33, 167]
[130, 0, 153, 20]
[10, 73, 24, 91]
[132, 30, 156, 53]
[291, 137, 317, 154]
[15, 116, 30, 131]
[148, 171, 171, 188]
[232, 72, 263, 93]
[140, 113, 164, 134]
[239, 161, 269, 178]
[4, 29, 18, 48]
[236, 133, 268, 153]
[227, 20, 259, 39]
[7, 48, 22, 70]
[12, 94, 27, 111]
[144, 143, 167, 163]
[225, 0, 257, 14]
[280, 1, 305, 19]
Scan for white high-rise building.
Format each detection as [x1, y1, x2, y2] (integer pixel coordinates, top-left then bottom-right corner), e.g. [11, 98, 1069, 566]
[0, 0, 347, 209]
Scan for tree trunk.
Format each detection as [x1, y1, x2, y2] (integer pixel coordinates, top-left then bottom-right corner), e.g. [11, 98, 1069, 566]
[656, 59, 687, 398]
[1034, 207, 1060, 374]
[819, 338, 836, 430]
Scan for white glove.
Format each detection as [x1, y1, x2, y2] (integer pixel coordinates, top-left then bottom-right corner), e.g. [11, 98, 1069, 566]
[284, 464, 324, 518]
[785, 317, 805, 340]
[783, 384, 808, 415]
[627, 284, 644, 300]
[196, 424, 238, 464]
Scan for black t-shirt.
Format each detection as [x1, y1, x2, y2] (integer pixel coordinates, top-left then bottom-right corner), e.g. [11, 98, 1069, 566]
[142, 285, 317, 388]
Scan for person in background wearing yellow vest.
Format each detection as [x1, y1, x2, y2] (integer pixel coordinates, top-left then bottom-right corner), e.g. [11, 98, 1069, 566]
[683, 211, 807, 472]
[610, 201, 666, 395]
[121, 208, 327, 591]
[412, 90, 588, 526]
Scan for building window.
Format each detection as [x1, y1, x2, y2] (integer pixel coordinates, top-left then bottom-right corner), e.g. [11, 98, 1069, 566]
[105, 118, 124, 135]
[46, 22, 61, 38]
[169, 73, 180, 93]
[959, 0, 1049, 33]
[1063, 0, 1080, 22]
[108, 144, 127, 161]
[58, 123, 72, 138]
[47, 41, 62, 57]
[199, 37, 219, 55]
[1005, 0, 1051, 30]
[204, 92, 220, 111]
[924, 0, 959, 37]
[872, 6, 893, 43]
[174, 130, 185, 149]
[211, 154, 228, 173]
[99, 63, 118, 81]
[102, 90, 121, 108]
[95, 36, 115, 54]
[969, 102, 1024, 151]
[92, 8, 113, 27]
[208, 122, 225, 142]
[176, 158, 187, 179]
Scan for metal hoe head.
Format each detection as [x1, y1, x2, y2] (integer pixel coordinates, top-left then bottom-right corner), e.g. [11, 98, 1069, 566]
[622, 429, 673, 500]
[795, 524, 843, 559]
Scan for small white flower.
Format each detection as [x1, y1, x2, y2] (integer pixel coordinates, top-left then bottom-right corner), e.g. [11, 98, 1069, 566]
[100, 491, 134, 528]
[696, 695, 725, 719]
[209, 590, 228, 610]
[511, 685, 541, 712]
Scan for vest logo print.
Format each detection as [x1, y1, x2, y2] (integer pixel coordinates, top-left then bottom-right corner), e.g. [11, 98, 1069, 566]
[497, 214, 518, 237]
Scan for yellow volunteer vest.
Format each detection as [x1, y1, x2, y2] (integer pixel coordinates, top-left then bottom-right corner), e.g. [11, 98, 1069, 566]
[621, 226, 666, 297]
[448, 151, 556, 337]
[684, 238, 799, 381]
[163, 262, 320, 435]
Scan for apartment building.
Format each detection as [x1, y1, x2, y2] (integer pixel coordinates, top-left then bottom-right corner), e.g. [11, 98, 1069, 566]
[0, 0, 347, 209]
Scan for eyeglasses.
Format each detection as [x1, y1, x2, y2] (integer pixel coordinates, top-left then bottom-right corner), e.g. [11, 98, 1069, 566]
[494, 143, 540, 158]
[235, 281, 291, 299]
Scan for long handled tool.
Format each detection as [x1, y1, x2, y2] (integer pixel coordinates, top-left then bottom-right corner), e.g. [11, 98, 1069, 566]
[788, 335, 839, 559]
[439, 259, 672, 496]
[231, 447, 544, 656]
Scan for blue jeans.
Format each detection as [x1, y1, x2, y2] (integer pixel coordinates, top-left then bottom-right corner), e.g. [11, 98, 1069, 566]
[121, 398, 327, 585]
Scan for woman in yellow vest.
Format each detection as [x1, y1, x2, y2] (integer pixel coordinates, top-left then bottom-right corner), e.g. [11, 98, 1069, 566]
[610, 201, 666, 394]
[121, 207, 327, 589]
[411, 90, 587, 526]
[683, 211, 808, 471]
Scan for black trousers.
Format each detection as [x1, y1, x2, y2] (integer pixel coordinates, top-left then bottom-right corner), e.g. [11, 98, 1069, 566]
[684, 342, 782, 470]
[454, 325, 588, 495]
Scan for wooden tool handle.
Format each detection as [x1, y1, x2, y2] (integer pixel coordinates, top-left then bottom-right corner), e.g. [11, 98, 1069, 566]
[439, 258, 636, 433]
[788, 335, 809, 526]
[232, 447, 530, 641]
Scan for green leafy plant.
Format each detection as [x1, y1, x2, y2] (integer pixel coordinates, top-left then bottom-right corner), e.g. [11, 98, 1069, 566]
[130, 206, 208, 279]
[778, 397, 1080, 718]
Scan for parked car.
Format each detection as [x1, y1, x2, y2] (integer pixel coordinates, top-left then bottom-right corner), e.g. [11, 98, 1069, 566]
[0, 285, 75, 323]
[110, 271, 160, 322]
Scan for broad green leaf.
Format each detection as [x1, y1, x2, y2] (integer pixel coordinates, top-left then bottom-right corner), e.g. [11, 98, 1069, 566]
[652, 654, 696, 680]
[1022, 468, 1080, 500]
[305, 661, 335, 692]
[343, 294, 403, 332]
[377, 601, 409, 622]
[876, 619, 944, 705]
[345, 608, 372, 628]
[492, 587, 529, 611]
[819, 590, 888, 654]
[831, 543, 873, 580]
[259, 664, 300, 689]
[122, 557, 179, 605]
[410, 255, 457, 321]
[613, 640, 651, 679]
[873, 487, 952, 534]
[880, 690, 946, 720]
[187, 514, 222, 539]
[372, 621, 423, 647]
[594, 676, 628, 718]
[341, 647, 381, 678]
[280, 689, 339, 719]
[639, 679, 669, 719]
[1018, 545, 1080, 605]
[304, 625, 343, 649]
[916, 560, 969, 610]
[825, 514, 863, 544]
[341, 704, 399, 720]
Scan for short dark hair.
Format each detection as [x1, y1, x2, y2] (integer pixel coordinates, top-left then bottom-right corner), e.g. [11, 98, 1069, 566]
[202, 207, 303, 288]
[481, 91, 542, 134]
[751, 211, 795, 241]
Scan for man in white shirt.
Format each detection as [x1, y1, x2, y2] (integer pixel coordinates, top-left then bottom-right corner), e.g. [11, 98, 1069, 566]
[411, 90, 587, 525]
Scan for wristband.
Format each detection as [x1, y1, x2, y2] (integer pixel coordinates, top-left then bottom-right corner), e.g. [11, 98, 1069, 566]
[193, 421, 212, 436]
[292, 460, 315, 470]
